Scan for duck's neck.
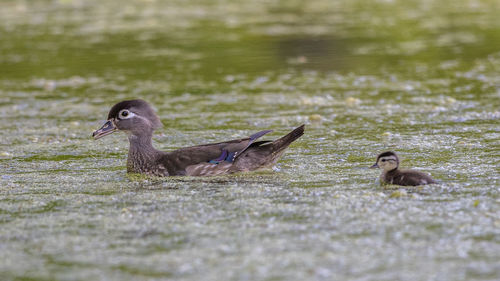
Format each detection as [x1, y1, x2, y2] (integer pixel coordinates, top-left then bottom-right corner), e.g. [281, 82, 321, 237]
[381, 167, 399, 184]
[384, 167, 398, 174]
[127, 133, 161, 174]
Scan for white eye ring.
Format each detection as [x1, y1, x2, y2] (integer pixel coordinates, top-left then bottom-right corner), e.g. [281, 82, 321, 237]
[118, 109, 135, 119]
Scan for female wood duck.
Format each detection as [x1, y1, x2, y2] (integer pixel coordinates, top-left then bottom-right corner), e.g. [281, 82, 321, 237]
[370, 151, 436, 186]
[92, 99, 305, 177]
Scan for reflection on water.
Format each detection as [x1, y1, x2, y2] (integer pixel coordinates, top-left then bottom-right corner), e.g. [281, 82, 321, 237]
[1, 0, 500, 280]
[275, 37, 351, 71]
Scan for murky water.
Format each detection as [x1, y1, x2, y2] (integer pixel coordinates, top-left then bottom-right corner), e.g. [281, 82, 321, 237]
[1, 0, 499, 280]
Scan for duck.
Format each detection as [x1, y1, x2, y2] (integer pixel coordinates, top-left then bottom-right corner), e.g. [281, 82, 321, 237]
[92, 99, 305, 177]
[370, 151, 436, 186]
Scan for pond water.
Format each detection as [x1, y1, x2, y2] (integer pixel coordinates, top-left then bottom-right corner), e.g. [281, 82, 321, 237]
[1, 0, 499, 280]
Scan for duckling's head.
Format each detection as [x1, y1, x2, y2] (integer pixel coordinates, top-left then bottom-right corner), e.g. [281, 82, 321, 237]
[92, 99, 162, 139]
[371, 151, 399, 171]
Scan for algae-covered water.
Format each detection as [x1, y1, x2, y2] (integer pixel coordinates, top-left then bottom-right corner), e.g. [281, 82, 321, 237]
[1, 0, 500, 280]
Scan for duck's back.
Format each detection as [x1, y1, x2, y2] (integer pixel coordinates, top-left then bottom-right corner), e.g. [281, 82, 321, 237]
[159, 137, 260, 176]
[159, 125, 304, 176]
[384, 169, 436, 186]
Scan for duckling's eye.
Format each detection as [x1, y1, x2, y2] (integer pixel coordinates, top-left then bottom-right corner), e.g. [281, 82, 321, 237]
[118, 109, 134, 119]
[381, 159, 386, 162]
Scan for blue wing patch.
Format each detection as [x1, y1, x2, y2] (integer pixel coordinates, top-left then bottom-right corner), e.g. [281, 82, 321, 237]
[208, 130, 273, 164]
[208, 150, 238, 164]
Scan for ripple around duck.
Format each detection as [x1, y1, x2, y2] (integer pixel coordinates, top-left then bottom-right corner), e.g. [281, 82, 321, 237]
[1, 0, 500, 280]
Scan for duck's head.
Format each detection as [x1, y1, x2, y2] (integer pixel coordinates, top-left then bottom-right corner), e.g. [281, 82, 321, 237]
[92, 99, 162, 139]
[371, 151, 399, 171]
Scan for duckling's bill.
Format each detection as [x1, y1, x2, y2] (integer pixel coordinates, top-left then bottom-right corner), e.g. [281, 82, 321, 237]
[370, 163, 379, 169]
[92, 120, 117, 139]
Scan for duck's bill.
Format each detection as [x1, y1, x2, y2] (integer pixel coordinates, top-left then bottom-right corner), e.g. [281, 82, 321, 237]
[92, 120, 117, 140]
[370, 163, 379, 169]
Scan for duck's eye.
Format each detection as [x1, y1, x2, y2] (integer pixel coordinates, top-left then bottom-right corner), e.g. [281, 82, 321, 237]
[381, 159, 386, 162]
[118, 109, 133, 119]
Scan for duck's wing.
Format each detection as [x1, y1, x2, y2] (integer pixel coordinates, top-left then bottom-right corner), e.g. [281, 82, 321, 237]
[160, 130, 273, 175]
[399, 170, 436, 186]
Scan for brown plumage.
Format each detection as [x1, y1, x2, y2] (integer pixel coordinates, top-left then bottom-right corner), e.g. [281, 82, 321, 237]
[370, 151, 437, 186]
[92, 99, 304, 176]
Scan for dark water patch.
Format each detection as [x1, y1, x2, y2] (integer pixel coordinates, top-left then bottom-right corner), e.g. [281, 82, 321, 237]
[18, 152, 123, 162]
[79, 189, 118, 196]
[11, 276, 54, 281]
[112, 264, 174, 278]
[43, 254, 97, 270]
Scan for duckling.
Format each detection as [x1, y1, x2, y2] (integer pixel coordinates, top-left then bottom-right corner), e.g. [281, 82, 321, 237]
[92, 99, 305, 177]
[370, 151, 436, 186]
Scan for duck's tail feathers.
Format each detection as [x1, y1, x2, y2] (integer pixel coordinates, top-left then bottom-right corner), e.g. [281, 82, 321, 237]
[271, 124, 305, 153]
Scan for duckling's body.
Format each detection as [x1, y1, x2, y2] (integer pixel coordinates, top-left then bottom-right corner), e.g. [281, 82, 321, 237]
[371, 151, 436, 186]
[379, 167, 436, 186]
[93, 99, 304, 177]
